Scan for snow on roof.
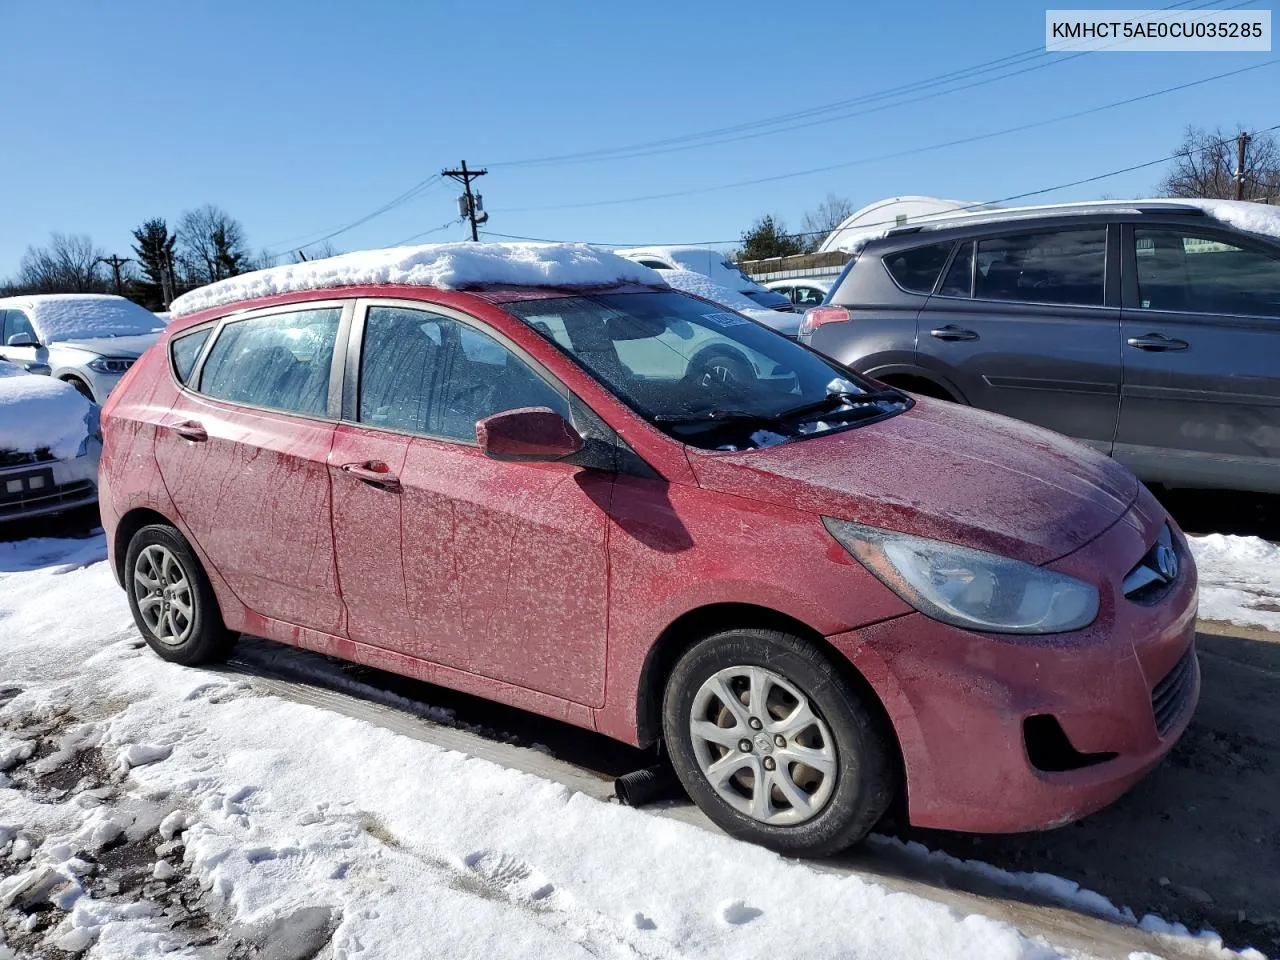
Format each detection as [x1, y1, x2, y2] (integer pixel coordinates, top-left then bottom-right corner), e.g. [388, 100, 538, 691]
[0, 369, 93, 458]
[169, 242, 663, 318]
[0, 294, 164, 344]
[1181, 198, 1280, 240]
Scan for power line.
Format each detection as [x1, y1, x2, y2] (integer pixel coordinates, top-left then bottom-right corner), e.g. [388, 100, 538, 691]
[263, 174, 446, 251]
[389, 217, 468, 247]
[493, 58, 1280, 214]
[486, 0, 1235, 169]
[478, 123, 1280, 249]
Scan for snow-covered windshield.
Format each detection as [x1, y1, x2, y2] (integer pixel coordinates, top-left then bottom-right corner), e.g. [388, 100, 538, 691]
[505, 291, 908, 451]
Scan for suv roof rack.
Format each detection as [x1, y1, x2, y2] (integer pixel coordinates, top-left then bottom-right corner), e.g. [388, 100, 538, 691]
[878, 199, 1209, 240]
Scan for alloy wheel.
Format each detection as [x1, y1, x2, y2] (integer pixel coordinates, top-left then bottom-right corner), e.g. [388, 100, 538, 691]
[688, 665, 837, 826]
[133, 544, 195, 646]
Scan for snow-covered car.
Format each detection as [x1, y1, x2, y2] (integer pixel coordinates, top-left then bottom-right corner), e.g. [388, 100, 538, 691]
[615, 246, 795, 311]
[658, 269, 801, 339]
[766, 277, 831, 308]
[0, 294, 165, 403]
[0, 359, 100, 521]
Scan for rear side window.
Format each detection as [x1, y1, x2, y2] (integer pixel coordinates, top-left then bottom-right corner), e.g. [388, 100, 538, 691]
[938, 241, 974, 297]
[1134, 229, 1280, 317]
[975, 229, 1106, 306]
[170, 328, 211, 385]
[198, 308, 340, 416]
[884, 242, 954, 294]
[358, 306, 569, 441]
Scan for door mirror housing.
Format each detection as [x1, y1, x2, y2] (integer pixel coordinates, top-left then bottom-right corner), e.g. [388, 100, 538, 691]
[6, 332, 38, 348]
[23, 362, 52, 376]
[476, 407, 585, 462]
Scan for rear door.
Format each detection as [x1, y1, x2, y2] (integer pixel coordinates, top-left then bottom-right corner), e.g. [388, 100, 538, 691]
[342, 301, 614, 707]
[915, 225, 1121, 451]
[1117, 222, 1280, 491]
[153, 302, 349, 635]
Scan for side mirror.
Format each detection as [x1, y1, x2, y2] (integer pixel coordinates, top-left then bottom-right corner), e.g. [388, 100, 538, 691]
[23, 362, 52, 376]
[6, 332, 37, 348]
[476, 407, 585, 462]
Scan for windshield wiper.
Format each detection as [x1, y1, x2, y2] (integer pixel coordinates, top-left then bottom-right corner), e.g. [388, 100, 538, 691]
[653, 409, 789, 429]
[777, 388, 906, 422]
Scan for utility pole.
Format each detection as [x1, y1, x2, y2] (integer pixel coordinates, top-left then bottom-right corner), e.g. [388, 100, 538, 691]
[1234, 132, 1251, 201]
[443, 160, 488, 241]
[97, 255, 132, 296]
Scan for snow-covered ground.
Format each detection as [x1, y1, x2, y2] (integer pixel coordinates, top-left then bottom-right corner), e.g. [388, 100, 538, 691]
[1, 530, 1275, 959]
[1186, 535, 1280, 632]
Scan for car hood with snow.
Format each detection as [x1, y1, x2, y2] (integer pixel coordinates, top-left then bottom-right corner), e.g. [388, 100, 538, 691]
[53, 332, 161, 359]
[0, 293, 165, 345]
[0, 363, 95, 459]
[658, 269, 801, 337]
[688, 398, 1137, 566]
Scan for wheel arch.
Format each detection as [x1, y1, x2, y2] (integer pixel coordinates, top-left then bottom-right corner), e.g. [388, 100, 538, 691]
[635, 603, 905, 789]
[863, 364, 965, 403]
[113, 507, 178, 584]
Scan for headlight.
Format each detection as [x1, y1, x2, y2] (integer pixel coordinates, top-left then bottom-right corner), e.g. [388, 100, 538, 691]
[87, 357, 134, 375]
[824, 518, 1099, 634]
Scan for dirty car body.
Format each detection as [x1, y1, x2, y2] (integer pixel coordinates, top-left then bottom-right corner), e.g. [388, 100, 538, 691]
[99, 251, 1199, 850]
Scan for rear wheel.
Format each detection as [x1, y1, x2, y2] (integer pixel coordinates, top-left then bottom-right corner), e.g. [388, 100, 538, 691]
[662, 628, 896, 857]
[125, 524, 236, 665]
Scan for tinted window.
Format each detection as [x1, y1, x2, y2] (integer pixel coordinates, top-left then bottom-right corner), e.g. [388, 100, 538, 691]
[359, 306, 569, 441]
[3, 310, 36, 344]
[975, 229, 1105, 306]
[171, 328, 211, 385]
[199, 308, 340, 415]
[938, 241, 974, 297]
[884, 242, 954, 294]
[637, 259, 671, 270]
[1134, 229, 1280, 318]
[795, 286, 826, 306]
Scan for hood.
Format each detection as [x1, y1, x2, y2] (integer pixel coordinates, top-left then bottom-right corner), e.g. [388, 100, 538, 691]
[54, 332, 159, 358]
[746, 308, 802, 338]
[688, 398, 1137, 565]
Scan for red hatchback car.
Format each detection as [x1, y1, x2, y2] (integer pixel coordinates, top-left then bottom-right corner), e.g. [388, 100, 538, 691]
[99, 243, 1199, 856]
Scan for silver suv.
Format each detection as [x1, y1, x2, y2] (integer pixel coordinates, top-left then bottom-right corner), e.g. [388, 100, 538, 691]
[0, 294, 164, 403]
[800, 200, 1280, 494]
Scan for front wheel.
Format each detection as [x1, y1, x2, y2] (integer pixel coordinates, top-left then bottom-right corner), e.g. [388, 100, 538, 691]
[125, 524, 236, 666]
[662, 628, 897, 857]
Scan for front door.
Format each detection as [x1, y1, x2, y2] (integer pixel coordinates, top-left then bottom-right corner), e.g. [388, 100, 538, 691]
[915, 226, 1121, 452]
[349, 302, 613, 706]
[1116, 223, 1280, 492]
[0, 310, 44, 372]
[153, 303, 347, 635]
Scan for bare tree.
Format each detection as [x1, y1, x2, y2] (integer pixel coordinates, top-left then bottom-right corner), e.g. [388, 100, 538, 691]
[1159, 126, 1280, 201]
[17, 233, 108, 293]
[178, 205, 250, 284]
[800, 194, 856, 252]
[291, 241, 340, 264]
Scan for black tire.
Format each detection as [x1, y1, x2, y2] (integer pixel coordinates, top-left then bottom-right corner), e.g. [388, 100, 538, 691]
[688, 348, 755, 388]
[63, 377, 95, 402]
[662, 628, 896, 857]
[124, 524, 236, 666]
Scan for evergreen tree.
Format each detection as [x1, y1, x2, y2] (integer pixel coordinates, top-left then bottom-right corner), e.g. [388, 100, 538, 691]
[738, 215, 804, 262]
[131, 218, 178, 310]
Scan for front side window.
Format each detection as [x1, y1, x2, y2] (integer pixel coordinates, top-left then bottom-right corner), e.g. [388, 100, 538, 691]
[359, 306, 569, 442]
[171, 328, 211, 385]
[506, 291, 908, 452]
[1134, 229, 1280, 317]
[198, 308, 340, 416]
[884, 242, 954, 294]
[4, 311, 37, 345]
[974, 228, 1106, 306]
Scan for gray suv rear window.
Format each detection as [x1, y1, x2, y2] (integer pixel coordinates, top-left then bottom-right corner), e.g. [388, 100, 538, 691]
[975, 228, 1105, 307]
[884, 242, 953, 294]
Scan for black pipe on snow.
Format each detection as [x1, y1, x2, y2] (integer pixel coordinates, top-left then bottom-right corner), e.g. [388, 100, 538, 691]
[614, 764, 684, 807]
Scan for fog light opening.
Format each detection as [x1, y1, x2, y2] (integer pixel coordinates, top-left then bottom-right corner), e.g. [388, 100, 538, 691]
[1023, 715, 1118, 773]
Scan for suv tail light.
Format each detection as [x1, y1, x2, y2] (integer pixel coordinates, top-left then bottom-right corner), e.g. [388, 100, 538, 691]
[799, 306, 850, 336]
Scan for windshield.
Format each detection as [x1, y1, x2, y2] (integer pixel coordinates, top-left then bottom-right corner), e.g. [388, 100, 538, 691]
[505, 291, 909, 452]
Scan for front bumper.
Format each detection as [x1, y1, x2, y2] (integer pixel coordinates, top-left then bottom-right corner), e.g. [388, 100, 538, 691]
[0, 444, 100, 522]
[831, 485, 1199, 833]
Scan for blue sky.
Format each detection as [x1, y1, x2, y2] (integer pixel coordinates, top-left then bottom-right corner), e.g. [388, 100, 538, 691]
[1, 0, 1276, 273]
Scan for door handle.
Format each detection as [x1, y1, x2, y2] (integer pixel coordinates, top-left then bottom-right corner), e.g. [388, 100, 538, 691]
[1127, 333, 1188, 352]
[930, 325, 979, 342]
[341, 461, 402, 492]
[171, 420, 207, 442]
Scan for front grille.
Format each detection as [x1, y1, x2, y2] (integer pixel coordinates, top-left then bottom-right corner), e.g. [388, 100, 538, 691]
[0, 480, 96, 519]
[1151, 647, 1197, 737]
[0, 448, 55, 468]
[1123, 524, 1181, 604]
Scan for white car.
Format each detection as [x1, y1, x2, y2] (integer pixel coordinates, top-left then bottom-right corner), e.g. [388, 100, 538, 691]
[615, 245, 795, 312]
[765, 277, 831, 308]
[657, 270, 801, 338]
[0, 294, 165, 403]
[0, 359, 100, 522]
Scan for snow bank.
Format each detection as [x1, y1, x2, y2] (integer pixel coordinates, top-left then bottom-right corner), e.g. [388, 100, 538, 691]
[170, 242, 663, 317]
[1187, 534, 1280, 631]
[0, 295, 163, 344]
[0, 368, 92, 458]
